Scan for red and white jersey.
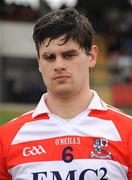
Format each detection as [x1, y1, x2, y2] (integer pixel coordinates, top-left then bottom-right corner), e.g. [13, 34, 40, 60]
[0, 91, 132, 180]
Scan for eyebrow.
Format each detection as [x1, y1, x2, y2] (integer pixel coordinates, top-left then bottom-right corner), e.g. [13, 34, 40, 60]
[42, 49, 79, 56]
[41, 52, 55, 59]
[63, 49, 79, 54]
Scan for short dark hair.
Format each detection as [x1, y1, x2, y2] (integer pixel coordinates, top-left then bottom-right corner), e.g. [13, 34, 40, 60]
[33, 8, 95, 52]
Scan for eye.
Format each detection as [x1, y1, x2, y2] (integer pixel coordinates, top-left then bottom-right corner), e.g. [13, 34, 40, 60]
[64, 53, 76, 60]
[42, 53, 55, 61]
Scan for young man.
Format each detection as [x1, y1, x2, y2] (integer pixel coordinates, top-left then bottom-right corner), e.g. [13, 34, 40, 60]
[0, 8, 132, 180]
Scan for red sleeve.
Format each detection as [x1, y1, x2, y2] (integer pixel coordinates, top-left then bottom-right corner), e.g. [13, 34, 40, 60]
[127, 123, 132, 180]
[0, 112, 33, 179]
[0, 126, 12, 179]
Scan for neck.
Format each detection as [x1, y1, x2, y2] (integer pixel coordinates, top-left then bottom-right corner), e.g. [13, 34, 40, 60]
[45, 89, 93, 119]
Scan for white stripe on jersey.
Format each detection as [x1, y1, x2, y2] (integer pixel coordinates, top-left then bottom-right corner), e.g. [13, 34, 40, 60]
[8, 159, 128, 180]
[11, 116, 121, 145]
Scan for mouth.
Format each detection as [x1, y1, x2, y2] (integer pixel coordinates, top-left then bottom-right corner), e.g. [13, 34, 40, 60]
[53, 75, 70, 82]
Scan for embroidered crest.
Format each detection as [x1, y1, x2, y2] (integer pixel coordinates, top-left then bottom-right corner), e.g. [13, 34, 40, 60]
[90, 138, 112, 159]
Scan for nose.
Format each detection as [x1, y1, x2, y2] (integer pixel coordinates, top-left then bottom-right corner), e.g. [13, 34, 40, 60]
[54, 57, 66, 72]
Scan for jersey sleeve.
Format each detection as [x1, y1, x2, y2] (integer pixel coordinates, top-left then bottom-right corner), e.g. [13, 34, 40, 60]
[127, 120, 132, 180]
[0, 126, 12, 179]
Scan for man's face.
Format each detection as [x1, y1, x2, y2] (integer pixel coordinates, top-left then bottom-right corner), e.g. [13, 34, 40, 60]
[37, 36, 97, 97]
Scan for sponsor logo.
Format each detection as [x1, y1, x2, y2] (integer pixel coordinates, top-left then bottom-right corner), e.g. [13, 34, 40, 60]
[90, 138, 112, 159]
[23, 145, 46, 157]
[31, 167, 108, 180]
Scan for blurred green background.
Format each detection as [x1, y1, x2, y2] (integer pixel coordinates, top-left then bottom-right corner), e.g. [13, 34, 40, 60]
[0, 111, 23, 125]
[0, 104, 35, 125]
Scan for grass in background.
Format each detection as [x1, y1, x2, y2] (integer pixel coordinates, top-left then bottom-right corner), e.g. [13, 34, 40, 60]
[121, 108, 132, 116]
[0, 111, 24, 126]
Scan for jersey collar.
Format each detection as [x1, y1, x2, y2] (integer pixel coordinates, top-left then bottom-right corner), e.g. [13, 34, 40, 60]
[87, 90, 108, 111]
[32, 90, 108, 118]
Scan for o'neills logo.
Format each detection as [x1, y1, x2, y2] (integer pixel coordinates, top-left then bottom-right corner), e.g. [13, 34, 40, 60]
[55, 137, 80, 146]
[23, 145, 46, 156]
[90, 138, 112, 159]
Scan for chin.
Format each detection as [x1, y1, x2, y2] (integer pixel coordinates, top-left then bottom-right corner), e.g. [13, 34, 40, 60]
[54, 88, 73, 98]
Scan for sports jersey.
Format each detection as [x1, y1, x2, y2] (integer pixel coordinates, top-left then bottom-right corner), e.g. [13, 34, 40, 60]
[0, 90, 132, 180]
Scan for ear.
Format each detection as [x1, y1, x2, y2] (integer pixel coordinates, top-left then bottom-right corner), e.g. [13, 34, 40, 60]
[36, 53, 42, 73]
[88, 45, 98, 68]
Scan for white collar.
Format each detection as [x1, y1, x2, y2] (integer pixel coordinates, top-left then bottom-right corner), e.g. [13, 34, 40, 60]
[87, 90, 108, 111]
[32, 90, 108, 118]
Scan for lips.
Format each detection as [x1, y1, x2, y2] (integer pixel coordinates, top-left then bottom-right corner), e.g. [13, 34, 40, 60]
[53, 75, 70, 81]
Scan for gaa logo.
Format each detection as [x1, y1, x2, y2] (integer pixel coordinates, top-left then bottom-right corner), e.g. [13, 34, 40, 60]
[23, 145, 46, 156]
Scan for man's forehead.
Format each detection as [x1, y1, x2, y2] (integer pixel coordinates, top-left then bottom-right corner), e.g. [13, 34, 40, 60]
[42, 36, 79, 48]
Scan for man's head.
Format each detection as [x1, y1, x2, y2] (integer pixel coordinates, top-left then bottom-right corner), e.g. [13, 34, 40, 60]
[32, 8, 98, 98]
[33, 8, 95, 53]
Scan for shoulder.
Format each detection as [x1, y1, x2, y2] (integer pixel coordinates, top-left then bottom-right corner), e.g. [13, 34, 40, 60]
[0, 111, 33, 159]
[0, 110, 49, 145]
[106, 105, 132, 127]
[89, 104, 132, 131]
[0, 110, 34, 145]
[89, 104, 131, 121]
[89, 104, 132, 139]
[0, 110, 49, 162]
[107, 105, 132, 120]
